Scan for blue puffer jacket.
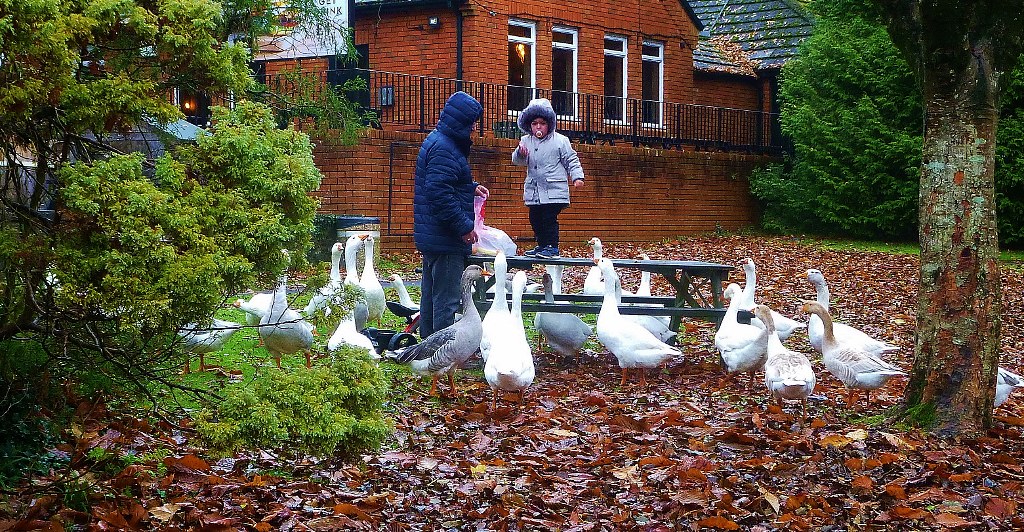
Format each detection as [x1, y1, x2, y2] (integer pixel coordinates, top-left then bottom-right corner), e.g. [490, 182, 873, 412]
[414, 91, 483, 254]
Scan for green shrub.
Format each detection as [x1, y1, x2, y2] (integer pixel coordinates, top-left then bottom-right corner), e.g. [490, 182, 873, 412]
[754, 0, 1024, 245]
[751, 1, 921, 240]
[997, 54, 1024, 248]
[0, 341, 68, 490]
[194, 349, 391, 458]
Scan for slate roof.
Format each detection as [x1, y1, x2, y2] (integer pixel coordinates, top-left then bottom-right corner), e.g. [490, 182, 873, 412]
[690, 0, 814, 74]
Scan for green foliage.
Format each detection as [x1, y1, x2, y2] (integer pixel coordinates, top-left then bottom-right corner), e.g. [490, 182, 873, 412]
[751, 1, 922, 240]
[0, 0, 368, 419]
[754, 1, 1024, 245]
[194, 353, 392, 458]
[0, 341, 68, 490]
[996, 54, 1024, 247]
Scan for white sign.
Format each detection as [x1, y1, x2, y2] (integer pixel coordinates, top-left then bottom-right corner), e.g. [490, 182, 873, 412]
[256, 0, 349, 60]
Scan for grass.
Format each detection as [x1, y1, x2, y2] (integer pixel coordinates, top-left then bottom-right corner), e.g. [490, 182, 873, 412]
[766, 233, 1024, 265]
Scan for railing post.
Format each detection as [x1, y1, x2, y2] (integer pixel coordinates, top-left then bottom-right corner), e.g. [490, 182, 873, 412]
[419, 77, 426, 132]
[626, 98, 634, 146]
[478, 83, 485, 137]
[717, 107, 724, 150]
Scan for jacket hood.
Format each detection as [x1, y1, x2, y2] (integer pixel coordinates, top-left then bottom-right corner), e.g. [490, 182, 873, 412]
[517, 98, 557, 134]
[436, 91, 483, 141]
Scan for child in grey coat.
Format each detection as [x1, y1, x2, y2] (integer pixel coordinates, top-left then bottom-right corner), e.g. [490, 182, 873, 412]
[512, 98, 585, 258]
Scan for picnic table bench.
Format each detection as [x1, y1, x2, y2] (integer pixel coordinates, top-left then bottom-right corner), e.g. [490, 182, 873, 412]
[466, 254, 745, 332]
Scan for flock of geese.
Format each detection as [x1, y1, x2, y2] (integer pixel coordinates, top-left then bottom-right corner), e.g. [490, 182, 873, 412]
[179, 236, 1023, 417]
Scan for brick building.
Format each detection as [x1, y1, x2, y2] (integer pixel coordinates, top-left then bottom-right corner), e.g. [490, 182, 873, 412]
[248, 0, 813, 253]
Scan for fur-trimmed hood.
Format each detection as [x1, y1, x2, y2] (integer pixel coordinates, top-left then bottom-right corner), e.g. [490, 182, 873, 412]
[517, 98, 557, 135]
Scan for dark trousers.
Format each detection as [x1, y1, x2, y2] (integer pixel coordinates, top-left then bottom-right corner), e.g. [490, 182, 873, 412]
[528, 203, 568, 249]
[419, 252, 467, 338]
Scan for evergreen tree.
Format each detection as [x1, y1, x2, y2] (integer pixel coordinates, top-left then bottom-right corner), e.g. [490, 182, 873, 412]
[0, 0, 356, 405]
[751, 1, 921, 240]
[751, 0, 1024, 246]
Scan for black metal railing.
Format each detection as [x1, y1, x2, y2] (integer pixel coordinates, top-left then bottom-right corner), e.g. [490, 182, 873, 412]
[259, 68, 784, 153]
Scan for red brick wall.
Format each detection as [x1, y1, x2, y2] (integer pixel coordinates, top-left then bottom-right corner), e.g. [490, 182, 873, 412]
[263, 57, 329, 78]
[313, 129, 771, 254]
[693, 73, 762, 111]
[354, 10, 459, 79]
[355, 1, 699, 103]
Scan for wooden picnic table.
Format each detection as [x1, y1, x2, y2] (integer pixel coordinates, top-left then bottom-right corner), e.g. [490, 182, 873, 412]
[466, 254, 741, 332]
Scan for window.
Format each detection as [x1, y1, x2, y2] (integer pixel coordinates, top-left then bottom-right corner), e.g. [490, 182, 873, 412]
[551, 27, 578, 117]
[641, 41, 664, 125]
[603, 35, 627, 121]
[175, 88, 211, 127]
[508, 20, 536, 112]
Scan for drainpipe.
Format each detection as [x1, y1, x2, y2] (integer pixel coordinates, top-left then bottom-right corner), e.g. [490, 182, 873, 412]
[455, 2, 464, 83]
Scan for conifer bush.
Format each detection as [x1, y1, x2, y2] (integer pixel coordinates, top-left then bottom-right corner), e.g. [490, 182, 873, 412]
[752, 0, 1024, 245]
[194, 349, 392, 458]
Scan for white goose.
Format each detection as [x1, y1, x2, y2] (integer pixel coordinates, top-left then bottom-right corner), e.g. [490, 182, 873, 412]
[302, 241, 345, 317]
[996, 367, 1024, 407]
[343, 234, 369, 331]
[583, 237, 606, 296]
[480, 250, 511, 363]
[179, 318, 243, 373]
[595, 258, 681, 386]
[619, 277, 675, 344]
[714, 283, 769, 385]
[802, 301, 906, 406]
[234, 292, 273, 326]
[385, 265, 486, 397]
[803, 269, 899, 356]
[756, 304, 816, 419]
[390, 273, 419, 311]
[634, 253, 670, 328]
[359, 235, 386, 326]
[738, 258, 804, 341]
[327, 304, 378, 359]
[259, 250, 315, 368]
[484, 271, 535, 409]
[534, 267, 592, 361]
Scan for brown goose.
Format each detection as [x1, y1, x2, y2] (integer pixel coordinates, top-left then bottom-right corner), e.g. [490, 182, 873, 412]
[386, 265, 486, 397]
[801, 301, 905, 406]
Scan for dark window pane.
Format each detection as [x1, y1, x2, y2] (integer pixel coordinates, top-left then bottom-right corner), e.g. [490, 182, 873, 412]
[604, 38, 624, 52]
[508, 42, 533, 111]
[642, 58, 661, 124]
[553, 30, 574, 45]
[642, 44, 660, 57]
[604, 55, 624, 120]
[509, 24, 532, 39]
[552, 47, 575, 116]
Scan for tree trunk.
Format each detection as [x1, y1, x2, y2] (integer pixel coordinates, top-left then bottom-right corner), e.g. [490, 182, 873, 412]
[906, 39, 1001, 437]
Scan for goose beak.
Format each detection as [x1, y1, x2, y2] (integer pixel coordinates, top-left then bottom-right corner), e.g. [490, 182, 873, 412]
[480, 268, 493, 277]
[359, 234, 369, 240]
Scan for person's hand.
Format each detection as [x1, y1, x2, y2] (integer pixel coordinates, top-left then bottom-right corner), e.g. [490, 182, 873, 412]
[475, 184, 489, 198]
[573, 179, 585, 188]
[517, 143, 529, 157]
[462, 230, 478, 245]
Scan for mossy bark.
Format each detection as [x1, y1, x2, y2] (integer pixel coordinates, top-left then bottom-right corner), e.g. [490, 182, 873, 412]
[906, 36, 1000, 438]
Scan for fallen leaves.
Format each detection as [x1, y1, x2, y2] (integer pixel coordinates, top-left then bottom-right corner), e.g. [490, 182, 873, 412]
[6, 235, 1024, 530]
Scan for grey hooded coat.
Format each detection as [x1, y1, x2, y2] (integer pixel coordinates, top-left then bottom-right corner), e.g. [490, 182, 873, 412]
[511, 98, 585, 206]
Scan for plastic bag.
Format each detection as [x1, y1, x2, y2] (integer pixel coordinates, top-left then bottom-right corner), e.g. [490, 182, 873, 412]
[472, 195, 517, 257]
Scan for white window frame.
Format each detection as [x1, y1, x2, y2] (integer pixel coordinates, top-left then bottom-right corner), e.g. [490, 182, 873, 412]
[552, 26, 578, 119]
[641, 40, 665, 127]
[508, 19, 537, 115]
[603, 34, 628, 124]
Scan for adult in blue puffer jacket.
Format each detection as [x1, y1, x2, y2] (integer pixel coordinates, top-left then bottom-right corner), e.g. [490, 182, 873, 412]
[414, 91, 488, 337]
